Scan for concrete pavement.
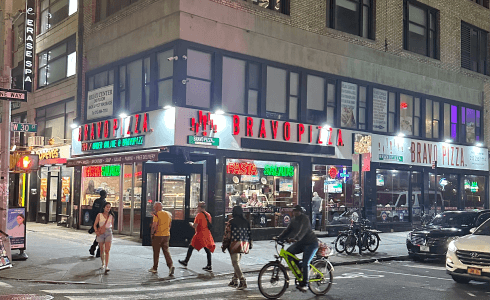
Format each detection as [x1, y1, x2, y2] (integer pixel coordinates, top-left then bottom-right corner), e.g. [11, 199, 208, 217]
[0, 222, 410, 285]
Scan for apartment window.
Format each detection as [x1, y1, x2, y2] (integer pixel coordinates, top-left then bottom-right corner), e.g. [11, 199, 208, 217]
[443, 104, 458, 141]
[266, 66, 287, 119]
[399, 94, 421, 136]
[403, 0, 438, 59]
[425, 99, 440, 139]
[252, 0, 290, 15]
[186, 49, 212, 109]
[470, 0, 489, 9]
[340, 81, 366, 129]
[222, 57, 260, 115]
[306, 75, 335, 126]
[118, 58, 146, 114]
[157, 50, 174, 108]
[327, 0, 373, 39]
[40, 0, 77, 34]
[372, 88, 395, 133]
[461, 107, 481, 143]
[38, 36, 76, 88]
[461, 22, 488, 75]
[36, 100, 76, 144]
[88, 70, 114, 92]
[96, 0, 139, 22]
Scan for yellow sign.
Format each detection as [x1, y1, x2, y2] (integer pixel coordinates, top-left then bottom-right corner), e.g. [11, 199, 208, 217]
[36, 148, 60, 160]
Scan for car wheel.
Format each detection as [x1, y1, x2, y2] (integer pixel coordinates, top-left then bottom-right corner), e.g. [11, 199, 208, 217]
[451, 275, 470, 284]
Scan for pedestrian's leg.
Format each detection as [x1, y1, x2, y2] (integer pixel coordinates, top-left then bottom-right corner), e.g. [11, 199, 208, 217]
[161, 236, 173, 268]
[228, 253, 238, 287]
[99, 242, 105, 267]
[235, 253, 247, 290]
[302, 243, 319, 286]
[231, 253, 243, 279]
[104, 241, 111, 270]
[152, 236, 162, 270]
[311, 213, 316, 230]
[185, 245, 194, 262]
[204, 247, 212, 267]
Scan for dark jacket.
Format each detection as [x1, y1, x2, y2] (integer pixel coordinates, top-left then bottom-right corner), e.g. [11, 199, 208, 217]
[278, 213, 318, 246]
[91, 197, 106, 222]
[222, 216, 252, 254]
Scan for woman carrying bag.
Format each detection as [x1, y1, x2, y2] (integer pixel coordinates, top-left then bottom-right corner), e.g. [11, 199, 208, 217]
[94, 202, 114, 273]
[222, 205, 252, 290]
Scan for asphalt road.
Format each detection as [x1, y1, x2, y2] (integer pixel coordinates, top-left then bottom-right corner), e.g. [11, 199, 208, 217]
[1, 260, 490, 300]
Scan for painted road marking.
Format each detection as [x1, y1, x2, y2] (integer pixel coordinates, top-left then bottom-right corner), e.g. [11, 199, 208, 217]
[403, 264, 447, 271]
[344, 266, 453, 281]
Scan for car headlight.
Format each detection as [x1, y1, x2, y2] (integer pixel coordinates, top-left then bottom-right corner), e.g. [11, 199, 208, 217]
[447, 240, 457, 253]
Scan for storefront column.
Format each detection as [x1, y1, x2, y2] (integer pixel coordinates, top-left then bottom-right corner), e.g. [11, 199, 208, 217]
[364, 169, 376, 222]
[298, 156, 311, 212]
[118, 164, 124, 234]
[73, 166, 82, 229]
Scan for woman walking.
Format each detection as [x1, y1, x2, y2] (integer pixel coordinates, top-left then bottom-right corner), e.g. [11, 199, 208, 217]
[222, 206, 252, 290]
[179, 202, 215, 271]
[94, 202, 114, 273]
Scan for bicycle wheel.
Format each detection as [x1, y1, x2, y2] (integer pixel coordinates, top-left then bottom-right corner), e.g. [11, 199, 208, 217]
[360, 232, 369, 251]
[335, 233, 348, 253]
[258, 262, 289, 299]
[309, 259, 333, 295]
[344, 234, 356, 255]
[367, 233, 380, 252]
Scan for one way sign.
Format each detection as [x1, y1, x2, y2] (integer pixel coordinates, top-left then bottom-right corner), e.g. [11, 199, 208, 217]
[0, 88, 27, 102]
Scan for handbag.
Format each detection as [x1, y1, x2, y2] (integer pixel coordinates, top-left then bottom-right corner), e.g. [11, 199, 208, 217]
[202, 212, 213, 231]
[97, 215, 109, 235]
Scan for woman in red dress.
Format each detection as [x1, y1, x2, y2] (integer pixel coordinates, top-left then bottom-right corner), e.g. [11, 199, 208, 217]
[179, 202, 215, 271]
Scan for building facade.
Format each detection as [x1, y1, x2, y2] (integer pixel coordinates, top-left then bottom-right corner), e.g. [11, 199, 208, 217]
[64, 0, 490, 243]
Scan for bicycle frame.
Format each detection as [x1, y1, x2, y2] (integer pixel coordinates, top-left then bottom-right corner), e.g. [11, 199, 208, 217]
[276, 244, 325, 283]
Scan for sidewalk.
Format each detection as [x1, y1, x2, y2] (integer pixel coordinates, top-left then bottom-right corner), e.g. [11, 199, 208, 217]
[0, 223, 410, 285]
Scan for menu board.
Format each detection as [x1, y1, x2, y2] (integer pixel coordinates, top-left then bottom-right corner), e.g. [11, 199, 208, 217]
[340, 82, 357, 128]
[372, 88, 388, 132]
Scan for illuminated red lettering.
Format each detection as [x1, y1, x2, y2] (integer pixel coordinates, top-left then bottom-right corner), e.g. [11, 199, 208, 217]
[246, 117, 253, 137]
[143, 113, 149, 132]
[271, 121, 278, 139]
[78, 127, 82, 141]
[113, 119, 119, 137]
[134, 114, 140, 134]
[127, 116, 133, 135]
[297, 124, 305, 142]
[104, 120, 110, 138]
[461, 148, 464, 166]
[84, 124, 89, 141]
[309, 126, 313, 143]
[442, 145, 447, 165]
[417, 142, 421, 163]
[226, 162, 258, 175]
[411, 142, 415, 163]
[284, 122, 291, 141]
[232, 115, 240, 135]
[317, 126, 323, 144]
[451, 147, 455, 166]
[328, 127, 333, 145]
[456, 147, 459, 166]
[337, 129, 344, 146]
[423, 143, 428, 164]
[258, 119, 267, 138]
[90, 123, 95, 140]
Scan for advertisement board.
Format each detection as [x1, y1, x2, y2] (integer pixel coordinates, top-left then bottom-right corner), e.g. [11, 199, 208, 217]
[7, 208, 26, 250]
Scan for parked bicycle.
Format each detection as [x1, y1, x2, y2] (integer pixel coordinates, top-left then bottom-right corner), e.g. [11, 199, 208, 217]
[258, 238, 334, 299]
[337, 219, 380, 255]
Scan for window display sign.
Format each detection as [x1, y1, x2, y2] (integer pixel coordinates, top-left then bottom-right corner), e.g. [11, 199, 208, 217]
[87, 85, 114, 120]
[62, 177, 71, 202]
[7, 208, 26, 250]
[279, 179, 293, 192]
[264, 165, 294, 177]
[226, 162, 258, 175]
[84, 165, 121, 177]
[340, 82, 357, 128]
[324, 179, 342, 193]
[372, 88, 388, 132]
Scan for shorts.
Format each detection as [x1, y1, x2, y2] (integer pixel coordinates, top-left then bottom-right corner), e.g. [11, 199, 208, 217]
[96, 228, 113, 243]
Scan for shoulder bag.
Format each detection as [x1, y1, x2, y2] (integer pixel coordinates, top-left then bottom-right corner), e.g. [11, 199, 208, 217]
[202, 212, 213, 231]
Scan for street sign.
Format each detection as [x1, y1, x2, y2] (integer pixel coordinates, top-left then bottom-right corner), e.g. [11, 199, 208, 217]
[0, 88, 27, 102]
[10, 123, 37, 132]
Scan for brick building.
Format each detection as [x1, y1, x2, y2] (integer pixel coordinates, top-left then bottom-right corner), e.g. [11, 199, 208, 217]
[62, 0, 490, 241]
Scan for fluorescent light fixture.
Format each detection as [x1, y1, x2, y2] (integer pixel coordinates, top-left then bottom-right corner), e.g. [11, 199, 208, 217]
[119, 112, 128, 118]
[215, 109, 225, 115]
[397, 132, 405, 137]
[445, 139, 452, 143]
[163, 105, 173, 110]
[322, 124, 331, 129]
[70, 123, 78, 129]
[476, 142, 483, 147]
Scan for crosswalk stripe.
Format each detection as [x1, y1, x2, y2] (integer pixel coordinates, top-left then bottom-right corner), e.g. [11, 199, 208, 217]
[43, 277, 258, 295]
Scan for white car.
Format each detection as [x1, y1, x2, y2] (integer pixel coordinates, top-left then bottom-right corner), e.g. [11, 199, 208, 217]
[446, 218, 490, 283]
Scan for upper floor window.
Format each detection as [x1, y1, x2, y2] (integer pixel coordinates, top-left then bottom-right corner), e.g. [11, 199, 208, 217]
[403, 0, 438, 59]
[399, 94, 421, 137]
[306, 75, 335, 126]
[40, 0, 77, 34]
[425, 99, 440, 139]
[340, 81, 367, 129]
[327, 0, 373, 39]
[36, 99, 76, 144]
[252, 0, 290, 15]
[186, 49, 212, 109]
[372, 88, 396, 133]
[443, 104, 458, 142]
[461, 22, 489, 75]
[470, 0, 489, 8]
[96, 0, 139, 22]
[461, 107, 481, 143]
[222, 57, 260, 116]
[38, 36, 76, 88]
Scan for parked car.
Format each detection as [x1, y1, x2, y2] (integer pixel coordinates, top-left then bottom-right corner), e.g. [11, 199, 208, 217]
[446, 218, 490, 283]
[406, 210, 489, 261]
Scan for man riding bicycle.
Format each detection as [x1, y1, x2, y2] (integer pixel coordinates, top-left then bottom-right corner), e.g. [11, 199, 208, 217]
[277, 205, 319, 292]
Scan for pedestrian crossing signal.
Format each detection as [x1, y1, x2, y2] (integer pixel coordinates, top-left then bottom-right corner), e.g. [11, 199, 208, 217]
[10, 153, 39, 173]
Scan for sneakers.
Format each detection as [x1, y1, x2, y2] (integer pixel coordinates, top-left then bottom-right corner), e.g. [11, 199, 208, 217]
[169, 266, 175, 276]
[148, 268, 158, 273]
[105, 266, 110, 273]
[296, 283, 308, 292]
[178, 260, 188, 267]
[202, 265, 212, 272]
[101, 264, 106, 270]
[237, 279, 247, 290]
[228, 278, 238, 287]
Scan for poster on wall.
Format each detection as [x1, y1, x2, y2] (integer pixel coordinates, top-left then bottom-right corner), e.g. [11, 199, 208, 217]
[372, 88, 388, 132]
[62, 177, 71, 203]
[7, 208, 26, 250]
[86, 85, 114, 120]
[279, 179, 293, 192]
[340, 82, 357, 128]
[40, 178, 48, 202]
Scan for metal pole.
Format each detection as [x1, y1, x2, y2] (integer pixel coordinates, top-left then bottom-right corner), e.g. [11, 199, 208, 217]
[0, 0, 14, 262]
[434, 161, 437, 216]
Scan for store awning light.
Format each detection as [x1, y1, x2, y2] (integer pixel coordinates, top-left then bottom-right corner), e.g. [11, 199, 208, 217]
[445, 139, 452, 143]
[476, 142, 483, 147]
[397, 132, 405, 137]
[119, 112, 128, 118]
[214, 109, 224, 115]
[70, 123, 78, 129]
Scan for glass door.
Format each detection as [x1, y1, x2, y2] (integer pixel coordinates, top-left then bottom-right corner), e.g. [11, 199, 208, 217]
[161, 175, 186, 220]
[48, 172, 59, 222]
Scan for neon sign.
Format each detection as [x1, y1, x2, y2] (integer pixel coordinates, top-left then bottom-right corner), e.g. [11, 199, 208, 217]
[84, 165, 121, 177]
[328, 167, 338, 179]
[82, 136, 144, 151]
[264, 165, 294, 177]
[226, 163, 258, 175]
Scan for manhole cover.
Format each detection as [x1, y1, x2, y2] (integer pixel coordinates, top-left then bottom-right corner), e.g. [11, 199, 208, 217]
[0, 295, 53, 300]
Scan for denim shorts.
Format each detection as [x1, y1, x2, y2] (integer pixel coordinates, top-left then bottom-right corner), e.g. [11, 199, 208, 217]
[96, 228, 113, 243]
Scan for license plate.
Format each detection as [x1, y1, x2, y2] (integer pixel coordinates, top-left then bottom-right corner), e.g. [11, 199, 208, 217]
[419, 245, 430, 252]
[468, 268, 482, 276]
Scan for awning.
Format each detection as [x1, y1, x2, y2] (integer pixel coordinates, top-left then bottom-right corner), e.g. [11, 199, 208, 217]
[66, 150, 159, 167]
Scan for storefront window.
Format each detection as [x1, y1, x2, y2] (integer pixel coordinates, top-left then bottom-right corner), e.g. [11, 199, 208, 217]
[411, 171, 422, 222]
[190, 173, 201, 218]
[311, 165, 353, 225]
[464, 175, 485, 210]
[161, 176, 186, 220]
[376, 169, 410, 222]
[429, 173, 458, 211]
[81, 165, 121, 208]
[225, 159, 298, 228]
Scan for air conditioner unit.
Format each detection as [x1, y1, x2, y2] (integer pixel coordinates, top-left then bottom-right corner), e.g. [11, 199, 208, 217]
[28, 136, 44, 147]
